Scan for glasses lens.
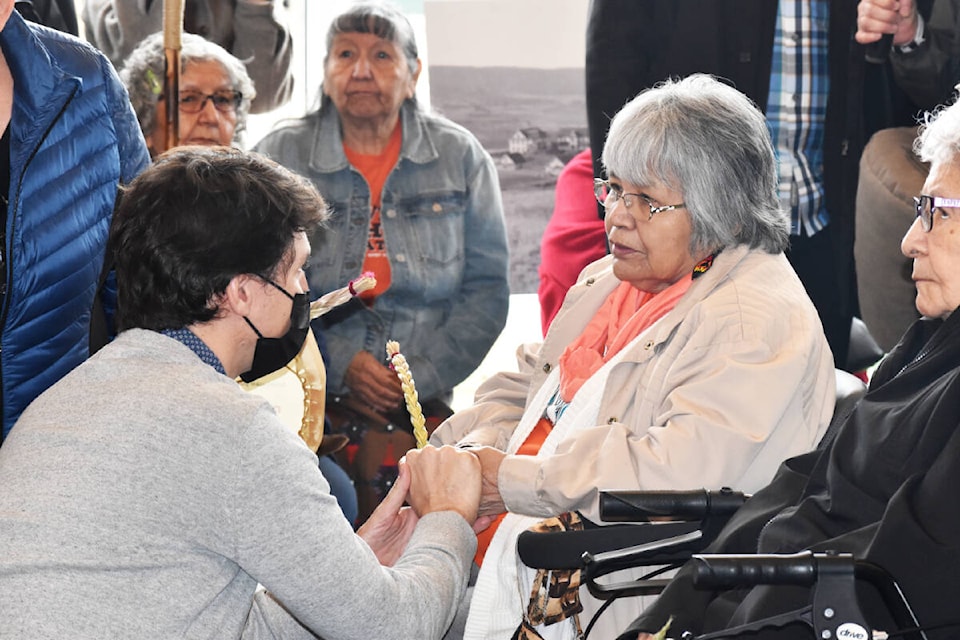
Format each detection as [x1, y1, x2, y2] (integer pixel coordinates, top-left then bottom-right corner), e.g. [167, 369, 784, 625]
[916, 196, 933, 231]
[178, 92, 205, 113]
[211, 91, 240, 112]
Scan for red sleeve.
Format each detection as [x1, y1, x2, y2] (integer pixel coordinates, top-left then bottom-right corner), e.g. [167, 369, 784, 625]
[538, 148, 608, 334]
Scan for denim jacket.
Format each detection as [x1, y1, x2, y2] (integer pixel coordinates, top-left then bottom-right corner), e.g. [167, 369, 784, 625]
[254, 103, 509, 400]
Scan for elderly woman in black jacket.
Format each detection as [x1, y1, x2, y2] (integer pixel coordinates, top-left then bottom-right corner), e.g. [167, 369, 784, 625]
[628, 94, 960, 640]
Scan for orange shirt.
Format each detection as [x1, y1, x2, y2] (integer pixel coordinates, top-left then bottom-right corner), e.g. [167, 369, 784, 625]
[343, 123, 402, 302]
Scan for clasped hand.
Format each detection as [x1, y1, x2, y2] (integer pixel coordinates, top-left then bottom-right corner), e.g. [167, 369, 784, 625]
[468, 446, 508, 518]
[358, 445, 494, 565]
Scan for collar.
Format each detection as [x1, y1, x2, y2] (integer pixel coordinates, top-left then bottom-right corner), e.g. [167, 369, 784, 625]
[2, 11, 75, 116]
[160, 328, 227, 376]
[3, 12, 80, 166]
[543, 245, 759, 360]
[308, 101, 439, 174]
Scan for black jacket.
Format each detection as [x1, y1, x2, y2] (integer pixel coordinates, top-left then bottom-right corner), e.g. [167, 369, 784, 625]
[622, 309, 960, 639]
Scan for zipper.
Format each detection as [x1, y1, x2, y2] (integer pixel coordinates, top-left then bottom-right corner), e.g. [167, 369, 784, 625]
[896, 341, 934, 379]
[757, 508, 794, 551]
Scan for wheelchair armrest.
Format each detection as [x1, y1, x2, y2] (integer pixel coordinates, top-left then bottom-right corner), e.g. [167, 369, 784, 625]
[691, 550, 832, 589]
[518, 520, 702, 570]
[518, 488, 746, 570]
[517, 489, 750, 601]
[600, 488, 748, 522]
[690, 552, 927, 640]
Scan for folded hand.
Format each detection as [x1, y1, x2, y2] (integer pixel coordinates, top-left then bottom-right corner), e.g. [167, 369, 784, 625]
[344, 350, 403, 414]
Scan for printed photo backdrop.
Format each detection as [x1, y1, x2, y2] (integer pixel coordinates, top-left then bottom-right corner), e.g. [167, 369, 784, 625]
[247, 0, 590, 294]
[425, 0, 589, 293]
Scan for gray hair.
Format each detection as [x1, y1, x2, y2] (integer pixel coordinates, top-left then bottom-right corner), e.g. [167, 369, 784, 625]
[320, 1, 419, 111]
[914, 94, 960, 165]
[602, 74, 789, 254]
[120, 32, 255, 142]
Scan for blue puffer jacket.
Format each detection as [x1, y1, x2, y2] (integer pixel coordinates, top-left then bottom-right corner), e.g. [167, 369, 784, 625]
[0, 13, 149, 439]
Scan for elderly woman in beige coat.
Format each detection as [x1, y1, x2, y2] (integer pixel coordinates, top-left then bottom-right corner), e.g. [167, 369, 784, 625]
[431, 75, 836, 640]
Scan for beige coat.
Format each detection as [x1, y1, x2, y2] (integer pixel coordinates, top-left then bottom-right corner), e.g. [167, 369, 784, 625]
[433, 245, 836, 523]
[435, 245, 836, 639]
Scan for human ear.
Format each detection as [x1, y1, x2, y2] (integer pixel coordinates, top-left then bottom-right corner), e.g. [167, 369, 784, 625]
[222, 274, 257, 317]
[406, 59, 423, 99]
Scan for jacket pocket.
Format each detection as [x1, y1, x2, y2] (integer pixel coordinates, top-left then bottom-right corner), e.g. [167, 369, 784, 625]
[395, 192, 466, 266]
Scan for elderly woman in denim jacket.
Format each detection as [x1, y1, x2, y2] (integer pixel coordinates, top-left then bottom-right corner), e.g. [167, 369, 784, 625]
[254, 3, 508, 421]
[432, 75, 837, 640]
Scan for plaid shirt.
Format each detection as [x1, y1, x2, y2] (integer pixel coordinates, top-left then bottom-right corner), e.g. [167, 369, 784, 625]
[766, 0, 830, 237]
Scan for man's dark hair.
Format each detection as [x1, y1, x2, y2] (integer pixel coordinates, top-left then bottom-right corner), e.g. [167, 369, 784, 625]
[110, 146, 328, 331]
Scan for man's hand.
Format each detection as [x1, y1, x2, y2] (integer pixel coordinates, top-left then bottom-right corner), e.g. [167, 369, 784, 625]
[470, 446, 508, 518]
[344, 350, 404, 414]
[404, 445, 482, 525]
[357, 462, 419, 566]
[856, 0, 918, 46]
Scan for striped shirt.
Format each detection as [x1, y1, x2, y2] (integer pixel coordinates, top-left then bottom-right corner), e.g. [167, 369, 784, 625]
[766, 0, 830, 237]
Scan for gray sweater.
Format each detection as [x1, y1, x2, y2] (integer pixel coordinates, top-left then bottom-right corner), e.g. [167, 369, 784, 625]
[0, 329, 475, 638]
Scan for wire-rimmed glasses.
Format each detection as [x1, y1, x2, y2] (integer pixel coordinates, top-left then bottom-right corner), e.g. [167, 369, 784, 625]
[593, 178, 685, 220]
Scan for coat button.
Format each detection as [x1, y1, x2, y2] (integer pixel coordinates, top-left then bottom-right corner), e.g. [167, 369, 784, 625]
[432, 202, 442, 213]
[585, 277, 595, 286]
[606, 416, 617, 424]
[644, 340, 654, 350]
[542, 363, 552, 373]
[395, 254, 407, 263]
[385, 208, 397, 218]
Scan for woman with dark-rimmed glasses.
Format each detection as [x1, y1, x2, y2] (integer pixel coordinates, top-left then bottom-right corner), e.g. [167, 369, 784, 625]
[121, 32, 254, 156]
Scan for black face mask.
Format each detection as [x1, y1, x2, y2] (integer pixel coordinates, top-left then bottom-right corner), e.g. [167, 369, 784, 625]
[239, 278, 311, 383]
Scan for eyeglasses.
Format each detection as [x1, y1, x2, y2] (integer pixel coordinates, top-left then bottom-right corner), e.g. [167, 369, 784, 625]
[176, 90, 242, 114]
[593, 178, 685, 220]
[913, 195, 960, 232]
